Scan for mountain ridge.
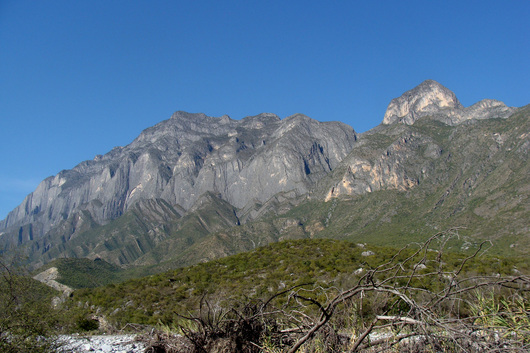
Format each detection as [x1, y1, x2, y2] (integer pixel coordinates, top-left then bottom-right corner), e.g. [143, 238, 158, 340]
[0, 112, 356, 237]
[1, 80, 528, 271]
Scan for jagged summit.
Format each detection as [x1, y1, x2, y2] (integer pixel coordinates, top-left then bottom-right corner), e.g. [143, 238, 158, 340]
[170, 111, 209, 120]
[383, 80, 463, 125]
[240, 113, 281, 128]
[382, 80, 514, 126]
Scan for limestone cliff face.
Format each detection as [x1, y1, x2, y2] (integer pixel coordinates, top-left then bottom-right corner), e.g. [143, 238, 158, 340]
[326, 80, 518, 201]
[0, 111, 356, 242]
[325, 129, 441, 201]
[383, 80, 514, 126]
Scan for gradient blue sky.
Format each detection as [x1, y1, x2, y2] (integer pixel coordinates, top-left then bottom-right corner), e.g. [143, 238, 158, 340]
[0, 1, 528, 219]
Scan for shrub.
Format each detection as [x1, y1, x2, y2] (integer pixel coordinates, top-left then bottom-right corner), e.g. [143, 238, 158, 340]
[0, 256, 63, 353]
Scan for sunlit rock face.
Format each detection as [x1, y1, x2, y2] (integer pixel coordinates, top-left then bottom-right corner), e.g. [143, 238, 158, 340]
[325, 131, 439, 201]
[383, 80, 514, 126]
[383, 80, 463, 125]
[325, 80, 518, 201]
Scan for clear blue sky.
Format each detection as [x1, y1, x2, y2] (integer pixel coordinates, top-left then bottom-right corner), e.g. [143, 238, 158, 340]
[0, 1, 528, 219]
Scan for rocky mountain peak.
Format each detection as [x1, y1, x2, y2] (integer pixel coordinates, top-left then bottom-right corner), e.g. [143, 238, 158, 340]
[240, 113, 281, 129]
[383, 80, 463, 125]
[170, 111, 208, 121]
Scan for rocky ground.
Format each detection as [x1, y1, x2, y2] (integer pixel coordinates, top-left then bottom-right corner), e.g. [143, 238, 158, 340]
[59, 334, 146, 353]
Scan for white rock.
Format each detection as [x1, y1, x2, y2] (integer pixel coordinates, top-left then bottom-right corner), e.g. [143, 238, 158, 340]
[100, 343, 112, 352]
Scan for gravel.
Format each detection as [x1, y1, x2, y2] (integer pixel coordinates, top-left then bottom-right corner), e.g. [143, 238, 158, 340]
[59, 334, 146, 353]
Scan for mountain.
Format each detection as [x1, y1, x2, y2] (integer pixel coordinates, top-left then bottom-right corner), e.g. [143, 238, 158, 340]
[180, 103, 529, 263]
[1, 80, 528, 271]
[325, 80, 518, 199]
[0, 112, 357, 267]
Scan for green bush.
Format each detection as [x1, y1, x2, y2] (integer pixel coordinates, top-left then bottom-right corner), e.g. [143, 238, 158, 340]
[75, 316, 99, 332]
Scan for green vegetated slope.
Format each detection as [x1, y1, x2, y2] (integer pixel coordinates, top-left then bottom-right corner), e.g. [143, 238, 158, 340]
[2, 272, 60, 300]
[326, 108, 529, 255]
[37, 257, 124, 289]
[68, 238, 529, 328]
[28, 198, 183, 269]
[0, 267, 63, 352]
